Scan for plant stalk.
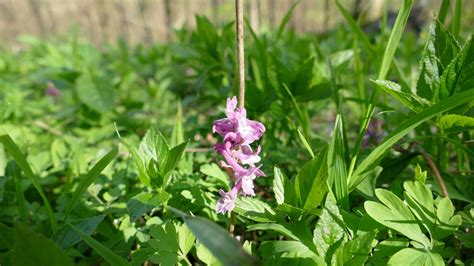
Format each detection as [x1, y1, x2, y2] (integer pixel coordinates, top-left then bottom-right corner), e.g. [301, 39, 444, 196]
[236, 0, 245, 109]
[420, 149, 449, 198]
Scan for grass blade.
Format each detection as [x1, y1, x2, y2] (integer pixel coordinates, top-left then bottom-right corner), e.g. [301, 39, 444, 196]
[348, 0, 414, 181]
[328, 115, 349, 210]
[438, 0, 450, 24]
[376, 0, 414, 81]
[69, 224, 129, 266]
[297, 128, 315, 158]
[349, 88, 474, 190]
[64, 147, 118, 220]
[335, 0, 375, 56]
[0, 134, 58, 233]
[452, 0, 462, 37]
[276, 1, 299, 41]
[12, 164, 28, 224]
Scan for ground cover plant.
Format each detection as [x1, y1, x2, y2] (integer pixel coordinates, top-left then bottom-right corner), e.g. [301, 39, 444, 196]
[0, 0, 473, 265]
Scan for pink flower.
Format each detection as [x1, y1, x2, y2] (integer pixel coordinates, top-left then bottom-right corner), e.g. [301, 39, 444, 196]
[212, 96, 266, 214]
[212, 96, 265, 146]
[216, 186, 239, 214]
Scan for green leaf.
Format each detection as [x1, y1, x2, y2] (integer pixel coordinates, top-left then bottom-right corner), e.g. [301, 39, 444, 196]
[295, 148, 328, 210]
[333, 230, 376, 265]
[349, 88, 474, 190]
[69, 224, 129, 266]
[170, 208, 257, 266]
[388, 248, 444, 266]
[403, 181, 436, 233]
[439, 35, 474, 99]
[372, 80, 431, 112]
[259, 241, 324, 265]
[196, 242, 222, 266]
[200, 163, 230, 190]
[416, 19, 460, 101]
[161, 141, 188, 186]
[0, 134, 57, 232]
[328, 115, 349, 209]
[378, 153, 419, 184]
[127, 191, 169, 222]
[0, 223, 14, 249]
[364, 189, 431, 248]
[53, 215, 105, 249]
[13, 224, 74, 266]
[234, 197, 277, 222]
[403, 181, 461, 240]
[248, 221, 316, 253]
[372, 238, 409, 259]
[313, 193, 347, 262]
[273, 166, 298, 206]
[433, 197, 462, 239]
[75, 72, 114, 113]
[439, 114, 474, 132]
[178, 223, 195, 256]
[149, 222, 179, 265]
[64, 147, 118, 220]
[297, 128, 315, 158]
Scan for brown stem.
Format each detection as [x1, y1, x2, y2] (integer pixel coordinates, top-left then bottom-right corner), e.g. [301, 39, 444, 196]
[235, 0, 245, 109]
[229, 211, 235, 234]
[420, 149, 449, 198]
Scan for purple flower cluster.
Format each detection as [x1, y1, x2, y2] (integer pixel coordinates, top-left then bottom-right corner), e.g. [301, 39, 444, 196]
[212, 96, 265, 214]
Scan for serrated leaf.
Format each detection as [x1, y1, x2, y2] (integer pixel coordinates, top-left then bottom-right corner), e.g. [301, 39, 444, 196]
[13, 224, 74, 266]
[439, 114, 474, 131]
[416, 19, 460, 101]
[373, 80, 431, 112]
[313, 193, 347, 263]
[161, 141, 188, 185]
[295, 148, 328, 210]
[388, 248, 444, 266]
[273, 166, 298, 206]
[365, 189, 431, 248]
[439, 35, 474, 99]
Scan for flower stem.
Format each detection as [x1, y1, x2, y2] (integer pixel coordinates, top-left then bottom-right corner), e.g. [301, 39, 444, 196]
[229, 211, 235, 235]
[235, 0, 245, 109]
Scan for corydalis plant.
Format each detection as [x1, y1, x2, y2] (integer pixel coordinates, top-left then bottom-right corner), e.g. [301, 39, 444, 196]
[212, 96, 265, 214]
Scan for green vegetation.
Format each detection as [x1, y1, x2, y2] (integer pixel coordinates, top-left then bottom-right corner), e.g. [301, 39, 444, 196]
[0, 1, 473, 265]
